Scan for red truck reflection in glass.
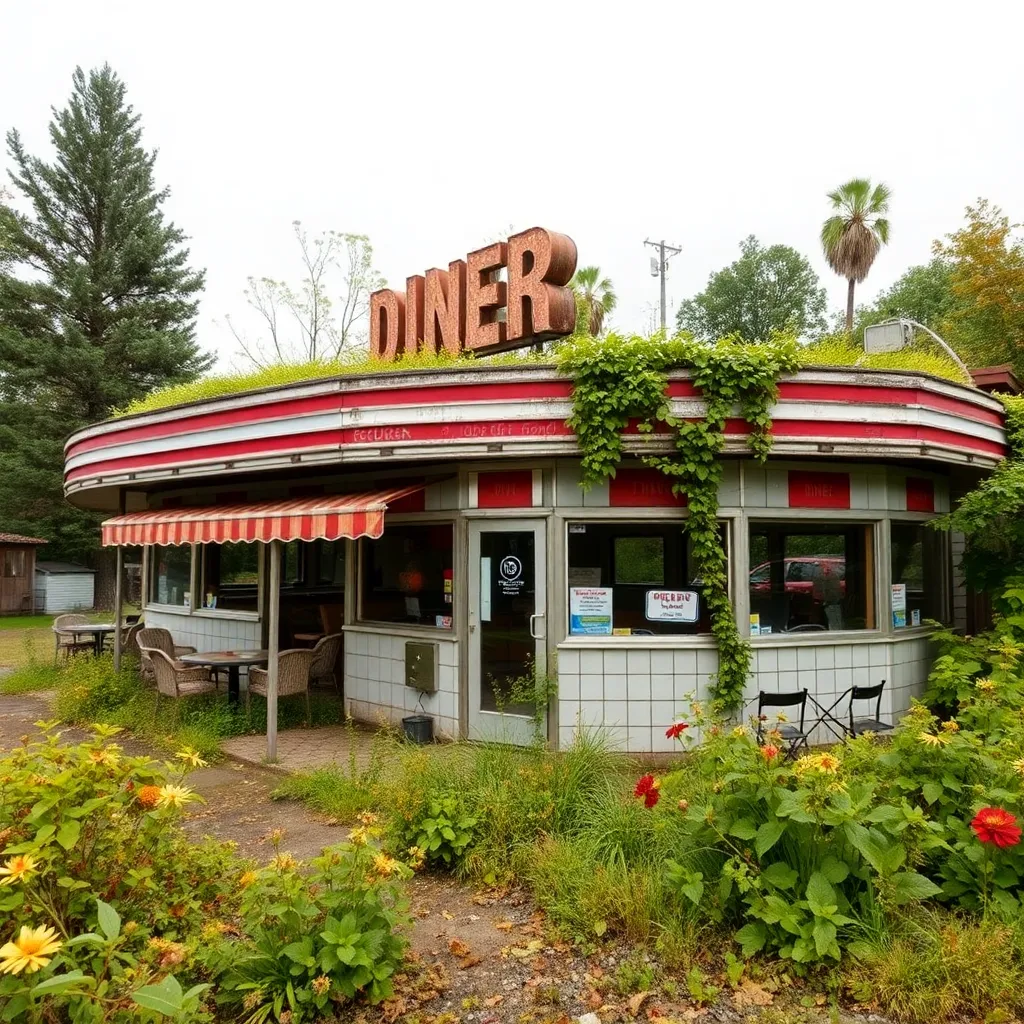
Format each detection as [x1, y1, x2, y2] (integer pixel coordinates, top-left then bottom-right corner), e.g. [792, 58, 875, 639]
[749, 557, 846, 596]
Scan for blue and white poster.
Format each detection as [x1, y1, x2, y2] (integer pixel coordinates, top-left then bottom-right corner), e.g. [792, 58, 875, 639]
[570, 587, 613, 635]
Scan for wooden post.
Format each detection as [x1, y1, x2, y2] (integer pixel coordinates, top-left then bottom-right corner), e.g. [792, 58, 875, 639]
[266, 539, 281, 762]
[112, 490, 125, 672]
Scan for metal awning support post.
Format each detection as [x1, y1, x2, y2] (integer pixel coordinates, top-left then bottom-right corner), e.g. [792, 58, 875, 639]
[266, 539, 281, 762]
[112, 489, 125, 672]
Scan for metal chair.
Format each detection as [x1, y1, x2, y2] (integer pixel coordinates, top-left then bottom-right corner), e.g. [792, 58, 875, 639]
[247, 648, 315, 724]
[53, 614, 93, 663]
[756, 689, 810, 757]
[309, 632, 343, 691]
[847, 681, 893, 737]
[140, 646, 217, 724]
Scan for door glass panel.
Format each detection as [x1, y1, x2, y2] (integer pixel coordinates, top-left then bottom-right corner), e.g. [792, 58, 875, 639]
[479, 531, 535, 714]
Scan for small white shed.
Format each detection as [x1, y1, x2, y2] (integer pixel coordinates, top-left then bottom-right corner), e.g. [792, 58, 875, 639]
[34, 562, 95, 614]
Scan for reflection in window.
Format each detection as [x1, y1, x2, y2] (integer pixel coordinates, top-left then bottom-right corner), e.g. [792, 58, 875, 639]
[567, 522, 722, 635]
[149, 546, 192, 607]
[201, 543, 259, 612]
[360, 525, 453, 628]
[890, 523, 948, 627]
[748, 524, 873, 634]
[316, 540, 346, 587]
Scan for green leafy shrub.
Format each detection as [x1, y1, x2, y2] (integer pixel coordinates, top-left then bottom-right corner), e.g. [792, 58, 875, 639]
[395, 793, 478, 869]
[0, 724, 235, 1020]
[204, 822, 410, 1020]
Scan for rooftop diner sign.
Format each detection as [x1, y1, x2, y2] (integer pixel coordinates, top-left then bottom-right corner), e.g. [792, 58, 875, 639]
[369, 227, 578, 360]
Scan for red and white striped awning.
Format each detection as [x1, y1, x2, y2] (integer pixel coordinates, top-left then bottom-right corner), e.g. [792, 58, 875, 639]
[100, 485, 424, 547]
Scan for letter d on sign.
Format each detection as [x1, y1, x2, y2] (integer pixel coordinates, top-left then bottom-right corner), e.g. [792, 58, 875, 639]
[370, 289, 406, 360]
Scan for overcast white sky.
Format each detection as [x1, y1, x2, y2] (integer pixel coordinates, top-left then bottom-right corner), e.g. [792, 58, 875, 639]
[4, 1, 1024, 368]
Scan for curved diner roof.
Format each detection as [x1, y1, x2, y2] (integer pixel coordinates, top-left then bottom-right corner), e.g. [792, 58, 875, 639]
[63, 363, 1009, 511]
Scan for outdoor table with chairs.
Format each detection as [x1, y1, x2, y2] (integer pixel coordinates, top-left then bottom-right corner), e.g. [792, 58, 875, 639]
[53, 614, 132, 660]
[177, 649, 269, 703]
[754, 681, 894, 757]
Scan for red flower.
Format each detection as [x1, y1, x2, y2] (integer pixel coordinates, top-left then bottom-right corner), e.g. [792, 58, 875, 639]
[634, 774, 661, 809]
[760, 745, 780, 761]
[971, 807, 1022, 848]
[665, 722, 690, 740]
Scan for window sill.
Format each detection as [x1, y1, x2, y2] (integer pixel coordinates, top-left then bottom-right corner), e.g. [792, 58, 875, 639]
[346, 622, 455, 640]
[143, 603, 193, 616]
[558, 635, 718, 648]
[750, 628, 935, 645]
[192, 608, 260, 622]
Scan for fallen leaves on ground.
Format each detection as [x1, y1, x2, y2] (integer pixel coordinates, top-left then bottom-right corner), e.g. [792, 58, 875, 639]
[506, 938, 544, 959]
[494, 919, 514, 931]
[448, 938, 471, 958]
[731, 978, 774, 1008]
[627, 990, 651, 1016]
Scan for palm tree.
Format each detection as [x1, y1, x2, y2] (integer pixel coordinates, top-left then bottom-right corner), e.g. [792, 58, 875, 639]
[570, 266, 617, 335]
[821, 179, 892, 333]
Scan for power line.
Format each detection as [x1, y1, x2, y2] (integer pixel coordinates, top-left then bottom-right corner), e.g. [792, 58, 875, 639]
[644, 238, 682, 333]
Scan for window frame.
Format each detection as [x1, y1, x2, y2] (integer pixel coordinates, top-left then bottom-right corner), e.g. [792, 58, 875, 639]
[563, 516, 730, 640]
[744, 515, 882, 639]
[146, 543, 195, 611]
[355, 518, 457, 632]
[196, 542, 263, 618]
[889, 518, 952, 630]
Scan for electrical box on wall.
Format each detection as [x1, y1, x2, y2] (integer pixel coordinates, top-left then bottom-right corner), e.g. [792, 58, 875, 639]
[405, 641, 438, 694]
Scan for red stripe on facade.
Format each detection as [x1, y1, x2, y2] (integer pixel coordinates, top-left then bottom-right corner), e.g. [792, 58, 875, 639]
[69, 415, 1006, 486]
[66, 377, 1002, 460]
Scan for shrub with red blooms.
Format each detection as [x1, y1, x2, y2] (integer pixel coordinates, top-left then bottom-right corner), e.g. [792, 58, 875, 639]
[666, 722, 689, 740]
[760, 744, 780, 761]
[634, 774, 660, 809]
[971, 807, 1022, 848]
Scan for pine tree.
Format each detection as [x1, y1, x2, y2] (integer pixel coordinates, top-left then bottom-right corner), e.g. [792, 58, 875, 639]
[0, 65, 210, 561]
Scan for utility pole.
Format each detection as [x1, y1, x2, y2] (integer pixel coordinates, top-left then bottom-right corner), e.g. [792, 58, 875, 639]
[644, 238, 682, 332]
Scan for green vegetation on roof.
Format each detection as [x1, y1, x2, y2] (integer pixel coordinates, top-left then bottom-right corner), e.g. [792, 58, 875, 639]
[116, 331, 974, 418]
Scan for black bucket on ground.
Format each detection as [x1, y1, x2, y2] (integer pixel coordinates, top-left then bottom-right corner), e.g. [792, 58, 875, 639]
[401, 714, 434, 744]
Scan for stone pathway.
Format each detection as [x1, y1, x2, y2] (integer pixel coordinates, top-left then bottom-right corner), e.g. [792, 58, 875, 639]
[220, 720, 379, 773]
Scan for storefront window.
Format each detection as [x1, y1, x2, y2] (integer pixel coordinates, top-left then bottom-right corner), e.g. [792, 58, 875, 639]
[567, 522, 722, 635]
[201, 542, 259, 612]
[890, 523, 948, 627]
[360, 524, 454, 628]
[316, 540, 346, 587]
[149, 545, 192, 607]
[748, 523, 874, 634]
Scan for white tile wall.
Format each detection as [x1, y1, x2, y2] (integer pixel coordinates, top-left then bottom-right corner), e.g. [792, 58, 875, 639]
[343, 628, 460, 740]
[556, 635, 933, 752]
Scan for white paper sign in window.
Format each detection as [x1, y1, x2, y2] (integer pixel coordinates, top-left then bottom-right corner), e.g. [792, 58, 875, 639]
[646, 589, 699, 623]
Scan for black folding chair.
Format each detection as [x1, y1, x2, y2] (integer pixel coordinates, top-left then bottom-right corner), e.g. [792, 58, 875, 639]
[756, 689, 810, 757]
[847, 681, 893, 737]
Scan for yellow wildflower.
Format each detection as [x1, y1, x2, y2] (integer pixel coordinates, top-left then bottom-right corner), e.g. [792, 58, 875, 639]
[238, 870, 258, 888]
[795, 752, 841, 776]
[941, 720, 960, 733]
[407, 845, 426, 869]
[1011, 757, 1024, 778]
[311, 975, 331, 997]
[0, 925, 62, 975]
[731, 726, 747, 739]
[975, 679, 997, 694]
[918, 731, 950, 747]
[372, 853, 401, 878]
[349, 826, 370, 846]
[89, 748, 119, 767]
[268, 828, 286, 845]
[271, 852, 298, 872]
[156, 784, 194, 809]
[175, 747, 208, 769]
[0, 854, 39, 887]
[355, 811, 379, 826]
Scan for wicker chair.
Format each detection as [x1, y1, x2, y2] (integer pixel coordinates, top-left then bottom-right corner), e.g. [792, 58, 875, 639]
[53, 614, 94, 663]
[136, 627, 197, 683]
[140, 646, 217, 723]
[309, 632, 343, 691]
[247, 649, 315, 724]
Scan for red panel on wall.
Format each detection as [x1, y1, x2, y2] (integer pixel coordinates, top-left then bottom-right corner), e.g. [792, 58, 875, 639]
[387, 487, 427, 513]
[609, 468, 686, 507]
[906, 477, 935, 513]
[477, 470, 534, 508]
[788, 470, 851, 509]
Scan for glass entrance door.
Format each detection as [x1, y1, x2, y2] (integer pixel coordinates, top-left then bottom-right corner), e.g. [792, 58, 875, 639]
[468, 519, 547, 743]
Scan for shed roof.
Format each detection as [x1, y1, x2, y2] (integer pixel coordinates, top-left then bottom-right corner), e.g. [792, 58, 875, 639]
[35, 561, 95, 575]
[0, 532, 47, 545]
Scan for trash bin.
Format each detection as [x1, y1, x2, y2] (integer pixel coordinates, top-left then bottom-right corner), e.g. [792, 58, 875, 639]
[402, 714, 434, 744]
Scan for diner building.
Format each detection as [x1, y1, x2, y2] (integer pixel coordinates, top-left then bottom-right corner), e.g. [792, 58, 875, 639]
[63, 358, 1008, 753]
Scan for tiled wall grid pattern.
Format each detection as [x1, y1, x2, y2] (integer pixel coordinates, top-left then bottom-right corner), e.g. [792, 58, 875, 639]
[555, 637, 931, 753]
[343, 630, 460, 740]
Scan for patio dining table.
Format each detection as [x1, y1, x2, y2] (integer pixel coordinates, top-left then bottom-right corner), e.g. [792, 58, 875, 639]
[177, 649, 268, 704]
[54, 622, 118, 657]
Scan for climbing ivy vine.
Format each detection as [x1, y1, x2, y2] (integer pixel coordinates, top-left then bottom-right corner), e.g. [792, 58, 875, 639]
[557, 332, 799, 713]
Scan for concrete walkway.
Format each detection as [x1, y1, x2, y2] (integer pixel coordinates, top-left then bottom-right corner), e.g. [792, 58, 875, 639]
[220, 720, 383, 772]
